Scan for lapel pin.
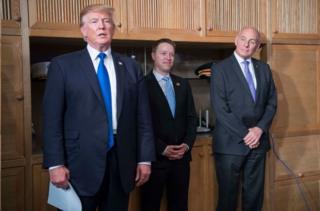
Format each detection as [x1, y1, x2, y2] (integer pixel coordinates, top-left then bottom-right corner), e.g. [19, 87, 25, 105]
[176, 82, 180, 86]
[118, 61, 123, 65]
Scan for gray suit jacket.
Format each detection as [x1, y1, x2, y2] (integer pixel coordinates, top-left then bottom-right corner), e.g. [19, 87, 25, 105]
[210, 54, 277, 155]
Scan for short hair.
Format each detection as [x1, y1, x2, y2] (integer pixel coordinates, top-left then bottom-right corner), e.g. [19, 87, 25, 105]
[152, 38, 176, 53]
[238, 26, 261, 43]
[80, 4, 115, 27]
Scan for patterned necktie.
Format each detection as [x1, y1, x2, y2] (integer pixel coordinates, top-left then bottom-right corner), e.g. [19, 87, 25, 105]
[242, 60, 256, 101]
[97, 52, 114, 151]
[163, 76, 176, 117]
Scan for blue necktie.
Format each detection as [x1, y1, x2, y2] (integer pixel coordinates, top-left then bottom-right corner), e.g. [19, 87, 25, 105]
[242, 60, 256, 101]
[163, 76, 176, 117]
[97, 53, 114, 151]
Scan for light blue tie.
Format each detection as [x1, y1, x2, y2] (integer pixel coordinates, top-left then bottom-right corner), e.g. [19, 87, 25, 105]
[163, 76, 176, 117]
[97, 53, 114, 151]
[242, 60, 256, 101]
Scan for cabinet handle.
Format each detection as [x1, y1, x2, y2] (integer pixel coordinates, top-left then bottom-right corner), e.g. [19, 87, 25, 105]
[198, 152, 204, 157]
[297, 172, 304, 177]
[273, 30, 278, 34]
[13, 16, 22, 22]
[16, 95, 24, 101]
[207, 26, 213, 31]
[197, 26, 201, 31]
[117, 23, 122, 28]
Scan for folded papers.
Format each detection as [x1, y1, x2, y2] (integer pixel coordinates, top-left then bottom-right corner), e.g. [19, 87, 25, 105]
[48, 182, 82, 211]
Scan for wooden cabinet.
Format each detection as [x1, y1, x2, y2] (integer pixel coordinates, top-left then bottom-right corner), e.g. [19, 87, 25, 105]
[32, 164, 55, 211]
[271, 0, 320, 42]
[205, 0, 267, 42]
[189, 136, 216, 211]
[268, 135, 320, 211]
[126, 0, 204, 41]
[1, 167, 25, 211]
[270, 44, 320, 136]
[1, 0, 21, 35]
[28, 0, 125, 38]
[1, 35, 25, 161]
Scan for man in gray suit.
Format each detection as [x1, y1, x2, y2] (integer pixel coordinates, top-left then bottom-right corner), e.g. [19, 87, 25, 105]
[211, 27, 277, 211]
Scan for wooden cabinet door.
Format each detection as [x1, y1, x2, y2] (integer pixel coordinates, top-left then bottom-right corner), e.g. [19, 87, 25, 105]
[1, 0, 21, 35]
[205, 0, 267, 42]
[1, 167, 25, 211]
[189, 143, 215, 211]
[28, 0, 125, 38]
[127, 0, 204, 41]
[32, 164, 56, 211]
[271, 0, 320, 41]
[1, 35, 25, 160]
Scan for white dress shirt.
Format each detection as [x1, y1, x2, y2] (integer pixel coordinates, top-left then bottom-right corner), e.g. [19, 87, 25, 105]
[87, 44, 118, 134]
[234, 51, 257, 89]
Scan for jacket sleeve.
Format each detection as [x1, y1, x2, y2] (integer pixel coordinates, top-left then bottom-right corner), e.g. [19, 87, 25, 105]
[42, 59, 66, 168]
[210, 64, 249, 139]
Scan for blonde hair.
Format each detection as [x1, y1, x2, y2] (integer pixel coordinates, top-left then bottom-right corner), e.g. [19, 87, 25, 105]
[80, 4, 115, 27]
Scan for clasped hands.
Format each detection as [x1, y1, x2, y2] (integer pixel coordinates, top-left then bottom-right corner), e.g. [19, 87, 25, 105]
[163, 143, 188, 160]
[243, 127, 263, 149]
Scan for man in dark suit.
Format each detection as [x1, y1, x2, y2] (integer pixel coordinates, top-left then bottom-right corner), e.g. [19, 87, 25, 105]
[211, 27, 277, 211]
[42, 4, 155, 211]
[140, 38, 197, 211]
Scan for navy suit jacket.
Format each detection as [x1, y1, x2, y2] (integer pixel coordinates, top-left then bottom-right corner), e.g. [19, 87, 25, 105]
[211, 54, 277, 155]
[42, 48, 155, 196]
[145, 72, 197, 165]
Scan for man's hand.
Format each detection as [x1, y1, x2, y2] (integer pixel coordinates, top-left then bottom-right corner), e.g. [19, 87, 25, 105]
[135, 164, 151, 187]
[163, 143, 188, 160]
[243, 127, 263, 149]
[49, 166, 70, 189]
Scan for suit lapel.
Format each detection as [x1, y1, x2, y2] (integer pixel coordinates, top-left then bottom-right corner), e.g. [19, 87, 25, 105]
[252, 59, 261, 102]
[231, 55, 256, 103]
[79, 49, 105, 106]
[112, 53, 125, 120]
[148, 73, 174, 118]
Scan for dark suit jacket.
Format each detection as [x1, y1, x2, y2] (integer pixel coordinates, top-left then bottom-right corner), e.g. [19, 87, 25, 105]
[145, 72, 197, 165]
[42, 48, 155, 196]
[211, 54, 277, 155]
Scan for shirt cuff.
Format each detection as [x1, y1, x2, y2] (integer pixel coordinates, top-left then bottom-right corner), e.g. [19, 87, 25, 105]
[138, 162, 151, 165]
[49, 165, 63, 170]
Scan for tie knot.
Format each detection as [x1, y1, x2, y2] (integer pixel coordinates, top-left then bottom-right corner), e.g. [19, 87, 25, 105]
[162, 76, 170, 82]
[242, 60, 249, 66]
[98, 52, 106, 60]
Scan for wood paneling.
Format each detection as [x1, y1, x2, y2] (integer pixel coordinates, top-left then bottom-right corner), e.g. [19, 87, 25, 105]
[189, 139, 216, 211]
[32, 164, 55, 211]
[28, 0, 124, 37]
[1, 35, 25, 160]
[1, 167, 25, 211]
[271, 44, 320, 136]
[272, 135, 320, 181]
[206, 0, 267, 38]
[1, 0, 21, 35]
[272, 0, 320, 41]
[272, 179, 320, 211]
[127, 0, 203, 39]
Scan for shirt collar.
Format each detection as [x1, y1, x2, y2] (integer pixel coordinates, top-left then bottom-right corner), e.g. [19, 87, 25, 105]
[153, 69, 170, 82]
[86, 44, 112, 61]
[234, 51, 252, 65]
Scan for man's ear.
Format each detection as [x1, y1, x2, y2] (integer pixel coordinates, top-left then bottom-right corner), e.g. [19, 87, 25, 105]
[151, 52, 155, 61]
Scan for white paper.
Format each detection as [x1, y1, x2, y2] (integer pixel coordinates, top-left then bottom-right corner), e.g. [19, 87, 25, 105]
[48, 182, 82, 211]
